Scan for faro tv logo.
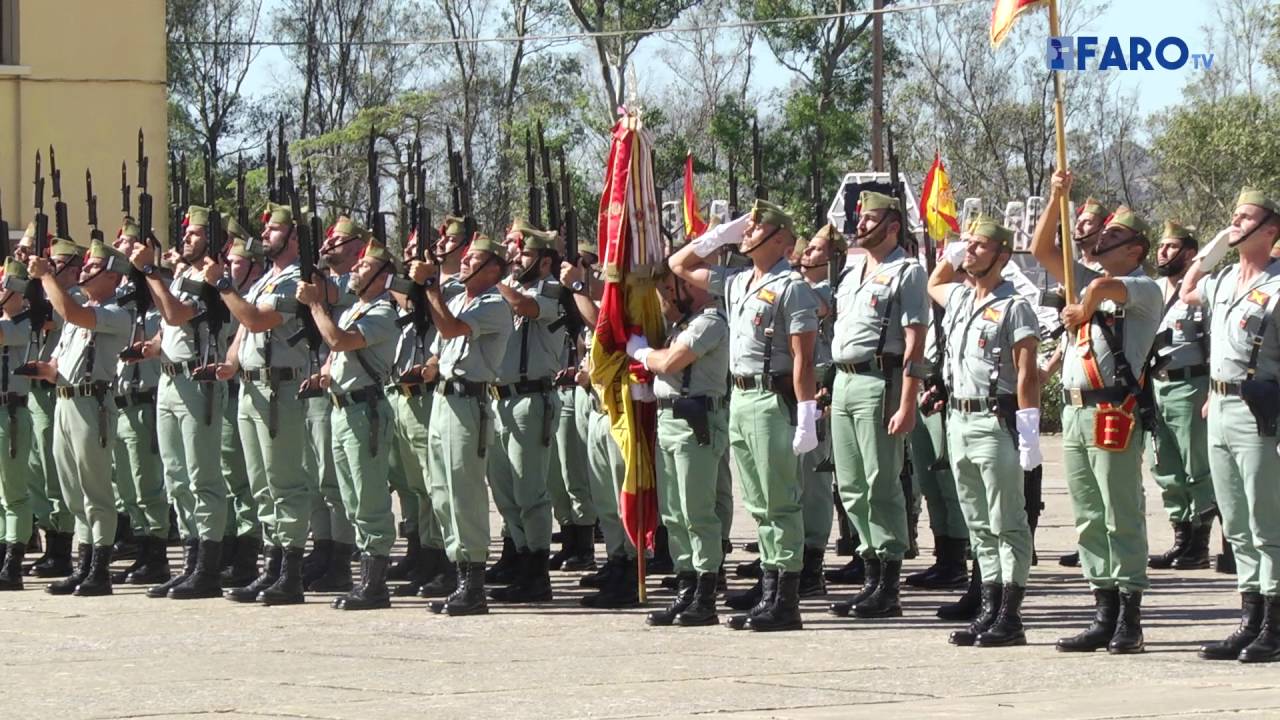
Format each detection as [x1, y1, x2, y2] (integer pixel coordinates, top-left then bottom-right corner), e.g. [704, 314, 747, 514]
[1046, 36, 1214, 71]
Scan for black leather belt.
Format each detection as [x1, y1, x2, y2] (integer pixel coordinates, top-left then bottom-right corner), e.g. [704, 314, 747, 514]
[0, 392, 26, 407]
[657, 396, 725, 411]
[239, 367, 301, 383]
[437, 379, 489, 398]
[161, 360, 202, 377]
[1210, 379, 1244, 397]
[330, 385, 384, 409]
[1062, 386, 1130, 407]
[948, 397, 991, 414]
[492, 378, 554, 399]
[55, 382, 111, 400]
[835, 355, 903, 375]
[115, 389, 157, 409]
[731, 374, 792, 393]
[1159, 365, 1209, 382]
[391, 381, 437, 398]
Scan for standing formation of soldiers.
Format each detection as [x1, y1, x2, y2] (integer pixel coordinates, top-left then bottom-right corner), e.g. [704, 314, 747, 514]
[1, 146, 1278, 664]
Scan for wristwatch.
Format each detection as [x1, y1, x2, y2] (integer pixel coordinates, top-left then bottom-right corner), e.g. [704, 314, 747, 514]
[141, 264, 157, 277]
[570, 280, 586, 295]
[214, 275, 233, 293]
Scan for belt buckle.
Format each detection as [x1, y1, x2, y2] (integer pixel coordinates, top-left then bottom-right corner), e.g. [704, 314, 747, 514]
[1068, 388, 1084, 406]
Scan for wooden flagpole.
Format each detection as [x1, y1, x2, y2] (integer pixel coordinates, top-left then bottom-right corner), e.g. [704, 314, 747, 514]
[1047, 0, 1074, 300]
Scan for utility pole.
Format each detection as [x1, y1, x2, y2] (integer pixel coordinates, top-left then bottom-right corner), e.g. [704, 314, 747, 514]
[871, 0, 885, 172]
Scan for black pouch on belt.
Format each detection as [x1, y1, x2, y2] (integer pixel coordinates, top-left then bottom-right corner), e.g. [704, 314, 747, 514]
[1240, 378, 1280, 437]
[672, 397, 712, 446]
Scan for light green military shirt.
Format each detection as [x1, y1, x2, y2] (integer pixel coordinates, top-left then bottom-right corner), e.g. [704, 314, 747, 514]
[1196, 260, 1280, 383]
[831, 247, 928, 364]
[654, 306, 730, 400]
[238, 262, 307, 371]
[329, 294, 398, 393]
[496, 277, 565, 384]
[393, 277, 464, 378]
[1061, 262, 1163, 391]
[159, 267, 217, 364]
[432, 285, 513, 383]
[1155, 277, 1207, 372]
[0, 317, 33, 396]
[708, 257, 819, 376]
[116, 308, 161, 393]
[52, 302, 132, 386]
[942, 282, 1040, 398]
[810, 278, 835, 369]
[39, 286, 85, 362]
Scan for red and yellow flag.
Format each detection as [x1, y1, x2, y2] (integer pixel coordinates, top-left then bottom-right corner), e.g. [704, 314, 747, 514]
[990, 0, 1046, 47]
[682, 152, 707, 240]
[918, 152, 959, 242]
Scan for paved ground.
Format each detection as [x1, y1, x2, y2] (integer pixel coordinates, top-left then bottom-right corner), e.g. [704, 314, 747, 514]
[6, 436, 1280, 719]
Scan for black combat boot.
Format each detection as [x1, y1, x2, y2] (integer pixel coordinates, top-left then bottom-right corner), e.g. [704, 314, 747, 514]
[338, 554, 392, 611]
[549, 524, 574, 571]
[307, 542, 354, 592]
[220, 534, 238, 573]
[1173, 522, 1211, 570]
[258, 547, 305, 605]
[1239, 595, 1280, 663]
[677, 572, 720, 627]
[1056, 588, 1120, 652]
[168, 540, 224, 599]
[301, 538, 333, 585]
[949, 582, 1002, 646]
[493, 550, 553, 603]
[430, 562, 488, 616]
[46, 543, 93, 595]
[30, 531, 74, 578]
[128, 535, 172, 585]
[562, 524, 597, 571]
[647, 572, 696, 626]
[72, 545, 114, 596]
[728, 569, 777, 630]
[907, 536, 970, 589]
[977, 584, 1027, 647]
[417, 549, 458, 598]
[581, 555, 639, 608]
[735, 557, 763, 579]
[146, 539, 196, 598]
[824, 555, 865, 585]
[221, 535, 262, 588]
[112, 535, 147, 584]
[1148, 521, 1191, 569]
[829, 557, 880, 617]
[387, 532, 421, 581]
[937, 560, 982, 621]
[854, 559, 902, 618]
[1059, 550, 1079, 567]
[489, 550, 531, 602]
[747, 571, 803, 632]
[485, 536, 519, 585]
[111, 513, 137, 560]
[226, 545, 282, 603]
[580, 554, 621, 589]
[394, 541, 439, 597]
[798, 547, 827, 598]
[0, 543, 25, 591]
[1107, 591, 1145, 654]
[725, 577, 762, 611]
[1199, 592, 1264, 660]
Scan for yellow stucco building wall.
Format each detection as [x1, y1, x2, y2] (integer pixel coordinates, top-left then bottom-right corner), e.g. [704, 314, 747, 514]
[1, 0, 167, 245]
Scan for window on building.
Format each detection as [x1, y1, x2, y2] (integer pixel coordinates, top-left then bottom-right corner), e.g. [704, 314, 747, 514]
[0, 0, 16, 66]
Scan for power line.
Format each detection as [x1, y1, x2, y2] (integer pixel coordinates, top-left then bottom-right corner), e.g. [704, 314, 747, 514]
[181, 0, 983, 48]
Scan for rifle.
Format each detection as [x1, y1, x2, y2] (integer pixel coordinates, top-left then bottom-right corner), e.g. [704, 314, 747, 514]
[537, 122, 559, 232]
[727, 155, 739, 221]
[445, 128, 476, 245]
[552, 148, 586, 386]
[121, 161, 131, 220]
[49, 146, 69, 240]
[751, 117, 767, 202]
[305, 162, 323, 270]
[393, 137, 436, 382]
[0, 189, 9, 261]
[183, 147, 231, 380]
[14, 151, 52, 375]
[525, 128, 542, 229]
[236, 154, 249, 228]
[86, 170, 103, 244]
[282, 149, 323, 399]
[653, 149, 674, 251]
[265, 131, 277, 205]
[119, 134, 158, 361]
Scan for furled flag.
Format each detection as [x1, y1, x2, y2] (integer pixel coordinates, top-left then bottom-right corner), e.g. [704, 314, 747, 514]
[682, 152, 707, 240]
[590, 111, 668, 592]
[990, 0, 1046, 47]
[918, 152, 960, 242]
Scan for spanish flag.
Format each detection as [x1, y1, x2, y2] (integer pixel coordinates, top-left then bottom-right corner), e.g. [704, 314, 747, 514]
[990, 0, 1046, 47]
[919, 152, 959, 241]
[682, 152, 708, 240]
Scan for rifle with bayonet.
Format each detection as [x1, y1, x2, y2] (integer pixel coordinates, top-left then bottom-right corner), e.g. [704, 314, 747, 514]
[119, 133, 159, 361]
[446, 128, 476, 246]
[525, 128, 542, 229]
[235, 154, 249, 229]
[86, 170, 103, 244]
[281, 147, 323, 399]
[751, 118, 767, 202]
[121, 161, 131, 222]
[0, 189, 8, 261]
[393, 137, 437, 384]
[13, 151, 52, 375]
[184, 148, 231, 383]
[50, 147, 69, 241]
[552, 148, 587, 388]
[537, 123, 559, 234]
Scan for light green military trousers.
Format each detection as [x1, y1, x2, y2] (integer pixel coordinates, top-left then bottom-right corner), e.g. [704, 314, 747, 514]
[53, 395, 119, 546]
[114, 398, 168, 539]
[831, 371, 909, 561]
[1148, 376, 1216, 524]
[946, 409, 1031, 586]
[237, 377, 315, 549]
[0, 405, 33, 544]
[157, 375, 224, 540]
[910, 410, 969, 539]
[331, 396, 395, 556]
[487, 390, 560, 553]
[549, 386, 597, 527]
[1207, 392, 1280, 595]
[657, 406, 728, 573]
[729, 387, 803, 573]
[28, 386, 71, 533]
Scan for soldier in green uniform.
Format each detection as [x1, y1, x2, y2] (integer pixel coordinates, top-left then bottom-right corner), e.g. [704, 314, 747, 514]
[297, 239, 398, 610]
[109, 222, 170, 588]
[219, 227, 266, 586]
[0, 258, 35, 590]
[202, 204, 314, 606]
[409, 235, 512, 616]
[1030, 171, 1161, 654]
[484, 218, 565, 603]
[825, 191, 929, 620]
[928, 218, 1041, 648]
[29, 239, 133, 596]
[1144, 222, 1216, 570]
[670, 200, 819, 633]
[1180, 188, 1280, 663]
[16, 231, 79, 578]
[629, 268, 729, 627]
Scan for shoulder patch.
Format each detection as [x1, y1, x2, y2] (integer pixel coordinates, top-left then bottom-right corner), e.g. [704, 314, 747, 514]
[756, 288, 778, 304]
[1248, 289, 1271, 307]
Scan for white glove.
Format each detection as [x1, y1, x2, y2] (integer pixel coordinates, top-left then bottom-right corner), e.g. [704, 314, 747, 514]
[942, 240, 967, 267]
[1015, 407, 1042, 471]
[1194, 228, 1232, 267]
[691, 214, 750, 258]
[625, 333, 649, 358]
[634, 347, 653, 370]
[792, 400, 819, 455]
